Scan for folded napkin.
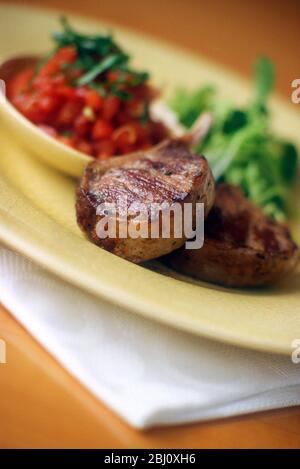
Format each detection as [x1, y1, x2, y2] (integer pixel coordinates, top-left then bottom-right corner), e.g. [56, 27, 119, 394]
[0, 246, 299, 429]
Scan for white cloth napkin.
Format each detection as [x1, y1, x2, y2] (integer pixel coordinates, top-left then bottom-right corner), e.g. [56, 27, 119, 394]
[0, 246, 300, 429]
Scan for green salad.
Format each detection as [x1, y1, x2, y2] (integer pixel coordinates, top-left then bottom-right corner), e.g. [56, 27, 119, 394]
[169, 57, 298, 221]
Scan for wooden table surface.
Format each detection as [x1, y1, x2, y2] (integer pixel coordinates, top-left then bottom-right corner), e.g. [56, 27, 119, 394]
[1, 0, 300, 449]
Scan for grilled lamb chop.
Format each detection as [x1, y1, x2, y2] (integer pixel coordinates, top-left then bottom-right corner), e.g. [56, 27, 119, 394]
[168, 184, 299, 287]
[76, 126, 215, 262]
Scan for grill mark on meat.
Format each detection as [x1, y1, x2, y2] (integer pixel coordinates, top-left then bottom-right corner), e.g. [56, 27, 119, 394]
[204, 184, 296, 256]
[206, 206, 250, 246]
[84, 142, 208, 210]
[90, 168, 188, 208]
[167, 183, 299, 287]
[111, 168, 187, 202]
[76, 138, 215, 262]
[253, 226, 280, 254]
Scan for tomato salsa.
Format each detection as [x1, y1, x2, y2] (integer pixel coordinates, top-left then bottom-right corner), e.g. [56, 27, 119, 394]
[7, 18, 169, 159]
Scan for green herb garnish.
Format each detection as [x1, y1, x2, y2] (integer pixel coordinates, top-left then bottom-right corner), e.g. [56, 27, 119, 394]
[77, 53, 128, 86]
[48, 17, 150, 99]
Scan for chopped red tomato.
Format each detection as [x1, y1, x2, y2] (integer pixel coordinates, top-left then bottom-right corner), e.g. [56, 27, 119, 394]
[74, 114, 91, 137]
[113, 125, 137, 152]
[39, 46, 77, 77]
[92, 119, 113, 140]
[7, 28, 169, 159]
[7, 68, 34, 100]
[85, 89, 103, 111]
[102, 96, 121, 121]
[94, 140, 116, 159]
[56, 99, 83, 127]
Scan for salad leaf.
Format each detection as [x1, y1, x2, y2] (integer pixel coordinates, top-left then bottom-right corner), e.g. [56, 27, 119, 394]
[222, 109, 248, 134]
[169, 57, 298, 221]
[169, 86, 215, 128]
[253, 56, 275, 108]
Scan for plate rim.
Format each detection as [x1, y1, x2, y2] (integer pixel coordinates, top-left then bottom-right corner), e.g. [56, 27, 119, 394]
[0, 201, 295, 356]
[0, 2, 299, 357]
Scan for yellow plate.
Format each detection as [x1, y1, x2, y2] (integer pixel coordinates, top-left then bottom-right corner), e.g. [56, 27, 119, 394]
[0, 3, 300, 355]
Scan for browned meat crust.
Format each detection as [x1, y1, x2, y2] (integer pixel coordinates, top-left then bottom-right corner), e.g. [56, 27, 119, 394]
[76, 139, 215, 262]
[168, 184, 299, 287]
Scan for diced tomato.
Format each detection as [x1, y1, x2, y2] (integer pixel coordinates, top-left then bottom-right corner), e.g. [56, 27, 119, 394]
[127, 99, 145, 119]
[85, 89, 103, 111]
[33, 74, 66, 93]
[113, 124, 137, 151]
[32, 76, 54, 94]
[6, 67, 33, 99]
[7, 39, 169, 159]
[75, 139, 93, 155]
[95, 140, 116, 159]
[74, 114, 91, 137]
[106, 70, 122, 83]
[115, 111, 129, 126]
[39, 59, 60, 77]
[67, 68, 83, 80]
[12, 92, 46, 123]
[51, 74, 67, 86]
[92, 119, 113, 140]
[56, 85, 76, 99]
[38, 94, 60, 114]
[39, 46, 77, 77]
[102, 95, 121, 121]
[133, 122, 150, 143]
[56, 99, 83, 127]
[56, 46, 77, 63]
[75, 86, 87, 99]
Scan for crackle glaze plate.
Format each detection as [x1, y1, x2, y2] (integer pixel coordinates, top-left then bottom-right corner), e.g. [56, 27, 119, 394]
[0, 3, 300, 355]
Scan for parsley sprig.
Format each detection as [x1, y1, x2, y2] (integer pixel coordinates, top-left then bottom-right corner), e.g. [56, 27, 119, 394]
[50, 17, 149, 99]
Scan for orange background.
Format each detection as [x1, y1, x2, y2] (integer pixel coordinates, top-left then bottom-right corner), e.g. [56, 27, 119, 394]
[3, 0, 300, 99]
[0, 0, 300, 448]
